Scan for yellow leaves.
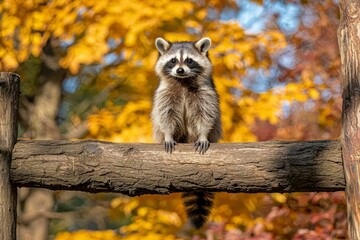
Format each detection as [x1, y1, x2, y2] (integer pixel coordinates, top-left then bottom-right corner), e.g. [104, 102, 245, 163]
[0, 1, 53, 69]
[164, 33, 192, 42]
[0, 14, 20, 37]
[54, 0, 196, 72]
[229, 124, 257, 142]
[258, 30, 287, 53]
[195, 9, 207, 20]
[211, 193, 268, 230]
[87, 101, 152, 142]
[30, 33, 44, 57]
[318, 104, 336, 127]
[120, 233, 177, 240]
[236, 41, 253, 53]
[0, 52, 18, 70]
[0, 0, 327, 145]
[256, 98, 280, 125]
[284, 83, 308, 102]
[209, 23, 285, 73]
[309, 88, 320, 100]
[110, 197, 139, 218]
[61, 42, 106, 73]
[108, 195, 183, 240]
[271, 193, 287, 204]
[124, 32, 138, 48]
[60, 22, 110, 73]
[302, 69, 321, 100]
[31, 11, 48, 31]
[121, 207, 182, 237]
[284, 79, 322, 103]
[55, 230, 122, 240]
[163, 1, 193, 20]
[238, 92, 280, 125]
[223, 53, 242, 69]
[0, 1, 342, 238]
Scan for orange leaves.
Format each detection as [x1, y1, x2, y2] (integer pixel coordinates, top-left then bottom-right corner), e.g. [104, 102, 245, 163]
[258, 30, 287, 54]
[60, 23, 110, 73]
[223, 53, 242, 70]
[202, 20, 289, 142]
[57, 0, 195, 73]
[164, 33, 193, 42]
[0, 0, 291, 143]
[2, 0, 345, 239]
[87, 101, 152, 142]
[55, 230, 122, 240]
[0, 0, 333, 144]
[108, 195, 184, 239]
[284, 79, 323, 103]
[121, 207, 182, 235]
[0, 0, 62, 69]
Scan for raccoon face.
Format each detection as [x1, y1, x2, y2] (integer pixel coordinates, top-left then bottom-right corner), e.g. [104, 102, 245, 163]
[155, 37, 212, 80]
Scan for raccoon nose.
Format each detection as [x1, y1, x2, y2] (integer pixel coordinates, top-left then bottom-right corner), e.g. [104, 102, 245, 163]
[176, 67, 185, 74]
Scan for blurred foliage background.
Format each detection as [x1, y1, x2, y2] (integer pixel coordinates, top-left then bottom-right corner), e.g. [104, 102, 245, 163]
[0, 0, 346, 239]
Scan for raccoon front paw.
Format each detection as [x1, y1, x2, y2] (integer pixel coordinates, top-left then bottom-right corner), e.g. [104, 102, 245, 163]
[194, 140, 210, 155]
[164, 140, 177, 154]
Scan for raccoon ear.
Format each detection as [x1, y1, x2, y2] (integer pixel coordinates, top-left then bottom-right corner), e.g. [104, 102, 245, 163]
[195, 37, 211, 54]
[155, 38, 170, 55]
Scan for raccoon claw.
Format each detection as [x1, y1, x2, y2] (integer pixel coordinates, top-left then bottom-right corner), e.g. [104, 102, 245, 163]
[164, 140, 177, 154]
[194, 140, 210, 155]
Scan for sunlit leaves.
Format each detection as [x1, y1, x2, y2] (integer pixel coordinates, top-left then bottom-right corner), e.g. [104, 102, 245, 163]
[109, 195, 184, 239]
[0, 0, 345, 239]
[88, 101, 152, 142]
[55, 230, 122, 240]
[0, 0, 291, 143]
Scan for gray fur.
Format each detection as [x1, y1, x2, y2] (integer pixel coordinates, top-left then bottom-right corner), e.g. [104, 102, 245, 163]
[151, 37, 222, 229]
[152, 37, 222, 152]
[155, 37, 170, 55]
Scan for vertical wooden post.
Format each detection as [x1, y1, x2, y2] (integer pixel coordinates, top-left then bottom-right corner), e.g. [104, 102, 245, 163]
[338, 1, 360, 239]
[0, 72, 20, 240]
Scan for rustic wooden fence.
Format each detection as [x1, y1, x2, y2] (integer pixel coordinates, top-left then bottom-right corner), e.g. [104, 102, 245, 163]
[1, 0, 360, 239]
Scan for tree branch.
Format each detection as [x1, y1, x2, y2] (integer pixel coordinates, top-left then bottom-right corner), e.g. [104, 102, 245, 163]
[11, 140, 344, 196]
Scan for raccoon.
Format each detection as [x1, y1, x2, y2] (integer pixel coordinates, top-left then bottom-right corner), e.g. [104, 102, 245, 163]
[151, 37, 222, 229]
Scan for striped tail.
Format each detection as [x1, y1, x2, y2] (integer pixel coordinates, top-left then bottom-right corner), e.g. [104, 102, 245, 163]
[182, 192, 215, 229]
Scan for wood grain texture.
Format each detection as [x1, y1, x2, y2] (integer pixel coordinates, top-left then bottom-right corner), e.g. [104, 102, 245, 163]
[338, 1, 360, 239]
[11, 140, 344, 195]
[0, 72, 20, 240]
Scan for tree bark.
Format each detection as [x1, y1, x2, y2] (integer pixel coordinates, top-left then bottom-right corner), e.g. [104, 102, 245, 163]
[0, 72, 20, 240]
[17, 39, 65, 240]
[11, 140, 344, 195]
[338, 1, 360, 239]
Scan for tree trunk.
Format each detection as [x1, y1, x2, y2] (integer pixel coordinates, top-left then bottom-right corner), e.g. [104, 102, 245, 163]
[17, 39, 64, 240]
[0, 72, 20, 240]
[338, 0, 360, 239]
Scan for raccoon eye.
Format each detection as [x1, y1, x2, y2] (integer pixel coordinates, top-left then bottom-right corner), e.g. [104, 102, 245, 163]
[185, 58, 193, 64]
[170, 58, 176, 63]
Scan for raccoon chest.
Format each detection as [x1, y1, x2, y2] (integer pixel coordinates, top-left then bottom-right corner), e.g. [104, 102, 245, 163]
[182, 93, 203, 142]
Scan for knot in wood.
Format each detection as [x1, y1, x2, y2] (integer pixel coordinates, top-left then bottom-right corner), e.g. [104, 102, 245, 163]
[83, 142, 102, 157]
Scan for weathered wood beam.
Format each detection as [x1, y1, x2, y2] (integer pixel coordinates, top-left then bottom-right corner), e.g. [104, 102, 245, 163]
[11, 140, 344, 195]
[338, 1, 360, 239]
[0, 72, 20, 240]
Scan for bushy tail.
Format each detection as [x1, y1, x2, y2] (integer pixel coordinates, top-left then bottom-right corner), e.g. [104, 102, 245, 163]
[182, 192, 215, 229]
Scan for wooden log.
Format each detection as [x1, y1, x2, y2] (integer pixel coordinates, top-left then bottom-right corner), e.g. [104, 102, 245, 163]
[11, 140, 344, 195]
[338, 1, 360, 239]
[0, 72, 20, 240]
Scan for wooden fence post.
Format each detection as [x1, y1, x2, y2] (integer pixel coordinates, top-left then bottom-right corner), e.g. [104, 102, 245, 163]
[338, 1, 360, 239]
[0, 72, 20, 240]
